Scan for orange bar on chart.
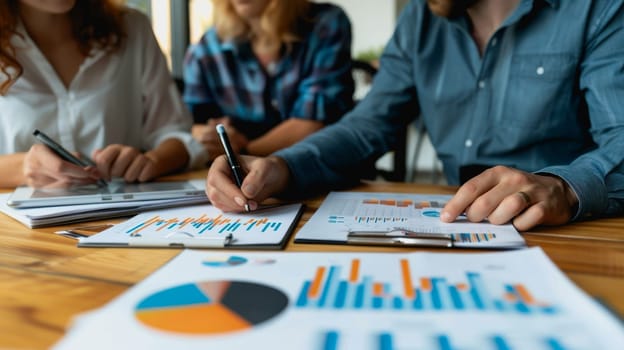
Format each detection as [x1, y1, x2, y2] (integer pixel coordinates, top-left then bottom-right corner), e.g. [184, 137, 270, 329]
[503, 293, 517, 302]
[420, 278, 432, 292]
[157, 218, 179, 231]
[515, 284, 536, 304]
[415, 201, 431, 209]
[308, 267, 326, 298]
[349, 259, 360, 283]
[400, 259, 415, 299]
[134, 215, 160, 234]
[373, 283, 384, 296]
[456, 283, 469, 291]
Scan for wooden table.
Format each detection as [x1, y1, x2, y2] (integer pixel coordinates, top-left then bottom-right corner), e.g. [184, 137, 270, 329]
[1, 173, 623, 349]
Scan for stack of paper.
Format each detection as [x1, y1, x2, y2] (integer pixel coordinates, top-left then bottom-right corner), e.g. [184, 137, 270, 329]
[54, 248, 624, 349]
[0, 193, 209, 228]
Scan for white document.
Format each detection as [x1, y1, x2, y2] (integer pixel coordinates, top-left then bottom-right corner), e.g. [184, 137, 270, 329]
[78, 203, 303, 249]
[295, 191, 525, 248]
[54, 248, 624, 349]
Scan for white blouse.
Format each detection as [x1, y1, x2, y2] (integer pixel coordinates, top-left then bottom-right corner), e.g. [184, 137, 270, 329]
[0, 9, 208, 169]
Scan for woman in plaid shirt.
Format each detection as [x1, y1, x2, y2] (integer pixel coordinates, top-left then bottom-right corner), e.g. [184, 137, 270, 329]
[183, 0, 354, 163]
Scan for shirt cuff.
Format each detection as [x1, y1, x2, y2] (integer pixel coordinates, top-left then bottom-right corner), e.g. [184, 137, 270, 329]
[153, 131, 209, 170]
[537, 165, 608, 221]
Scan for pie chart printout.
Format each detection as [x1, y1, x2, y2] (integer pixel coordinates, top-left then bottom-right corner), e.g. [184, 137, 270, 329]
[135, 280, 289, 334]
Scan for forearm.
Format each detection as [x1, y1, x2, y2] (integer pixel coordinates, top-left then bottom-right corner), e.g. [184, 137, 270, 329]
[0, 153, 26, 188]
[144, 139, 190, 177]
[245, 119, 324, 156]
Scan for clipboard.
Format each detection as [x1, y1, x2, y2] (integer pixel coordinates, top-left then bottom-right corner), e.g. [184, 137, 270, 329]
[294, 191, 526, 249]
[73, 203, 304, 250]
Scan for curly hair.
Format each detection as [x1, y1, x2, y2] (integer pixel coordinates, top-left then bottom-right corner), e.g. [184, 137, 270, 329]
[0, 0, 126, 95]
[212, 0, 309, 53]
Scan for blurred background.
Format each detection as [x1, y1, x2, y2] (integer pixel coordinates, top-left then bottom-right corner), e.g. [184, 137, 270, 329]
[125, 0, 443, 184]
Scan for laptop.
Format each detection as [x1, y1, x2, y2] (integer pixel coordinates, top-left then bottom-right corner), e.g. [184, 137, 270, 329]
[7, 179, 206, 208]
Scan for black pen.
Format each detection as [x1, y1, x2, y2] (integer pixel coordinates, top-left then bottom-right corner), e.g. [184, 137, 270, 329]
[33, 129, 108, 187]
[215, 124, 250, 212]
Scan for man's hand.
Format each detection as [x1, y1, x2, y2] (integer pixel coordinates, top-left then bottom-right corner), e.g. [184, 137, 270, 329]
[441, 166, 578, 231]
[206, 155, 290, 212]
[23, 143, 100, 187]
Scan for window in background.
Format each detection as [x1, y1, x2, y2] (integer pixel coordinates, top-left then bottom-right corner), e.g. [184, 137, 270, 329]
[125, 0, 173, 72]
[189, 0, 214, 44]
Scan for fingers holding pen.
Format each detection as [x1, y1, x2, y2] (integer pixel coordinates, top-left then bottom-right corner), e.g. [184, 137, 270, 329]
[206, 155, 290, 213]
[206, 155, 256, 212]
[24, 144, 98, 187]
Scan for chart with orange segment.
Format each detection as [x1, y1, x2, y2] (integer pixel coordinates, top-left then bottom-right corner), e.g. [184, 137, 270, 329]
[54, 249, 624, 350]
[135, 280, 288, 334]
[78, 203, 303, 248]
[295, 192, 524, 248]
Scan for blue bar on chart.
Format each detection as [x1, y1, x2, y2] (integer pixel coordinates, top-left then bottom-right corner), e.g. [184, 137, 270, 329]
[320, 331, 572, 350]
[295, 258, 557, 315]
[125, 214, 284, 236]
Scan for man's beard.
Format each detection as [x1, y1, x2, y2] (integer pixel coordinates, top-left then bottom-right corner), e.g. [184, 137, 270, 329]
[427, 0, 478, 18]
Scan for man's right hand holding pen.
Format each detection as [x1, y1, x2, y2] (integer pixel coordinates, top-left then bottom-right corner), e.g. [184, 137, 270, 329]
[206, 155, 290, 212]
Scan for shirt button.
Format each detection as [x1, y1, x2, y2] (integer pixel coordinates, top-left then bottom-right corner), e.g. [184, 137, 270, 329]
[536, 66, 545, 75]
[491, 38, 498, 47]
[478, 80, 486, 89]
[271, 99, 279, 108]
[465, 139, 473, 148]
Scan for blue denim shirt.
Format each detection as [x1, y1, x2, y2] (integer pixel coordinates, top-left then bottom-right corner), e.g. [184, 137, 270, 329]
[276, 0, 624, 220]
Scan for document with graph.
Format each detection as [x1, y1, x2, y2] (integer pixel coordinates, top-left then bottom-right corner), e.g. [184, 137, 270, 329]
[77, 203, 303, 249]
[295, 192, 525, 248]
[54, 248, 624, 349]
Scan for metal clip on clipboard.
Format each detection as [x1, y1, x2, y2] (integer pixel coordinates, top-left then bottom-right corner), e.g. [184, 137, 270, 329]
[127, 232, 234, 248]
[347, 228, 453, 247]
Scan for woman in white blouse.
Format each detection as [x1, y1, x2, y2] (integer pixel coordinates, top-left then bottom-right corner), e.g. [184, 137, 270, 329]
[0, 0, 206, 188]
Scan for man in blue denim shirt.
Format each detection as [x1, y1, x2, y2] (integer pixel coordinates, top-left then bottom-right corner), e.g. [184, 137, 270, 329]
[205, 0, 624, 231]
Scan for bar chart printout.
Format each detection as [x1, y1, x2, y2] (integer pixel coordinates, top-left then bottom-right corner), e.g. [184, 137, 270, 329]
[78, 204, 303, 247]
[295, 192, 525, 248]
[320, 330, 582, 350]
[126, 213, 282, 236]
[54, 249, 624, 350]
[295, 258, 557, 314]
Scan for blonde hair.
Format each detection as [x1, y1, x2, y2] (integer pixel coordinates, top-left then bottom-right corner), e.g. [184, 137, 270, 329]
[212, 0, 309, 53]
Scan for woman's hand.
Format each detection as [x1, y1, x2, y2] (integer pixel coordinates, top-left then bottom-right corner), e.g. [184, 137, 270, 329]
[92, 144, 158, 182]
[23, 143, 100, 187]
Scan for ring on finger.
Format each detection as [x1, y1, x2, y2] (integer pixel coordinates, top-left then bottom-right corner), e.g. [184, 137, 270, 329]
[517, 191, 531, 207]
